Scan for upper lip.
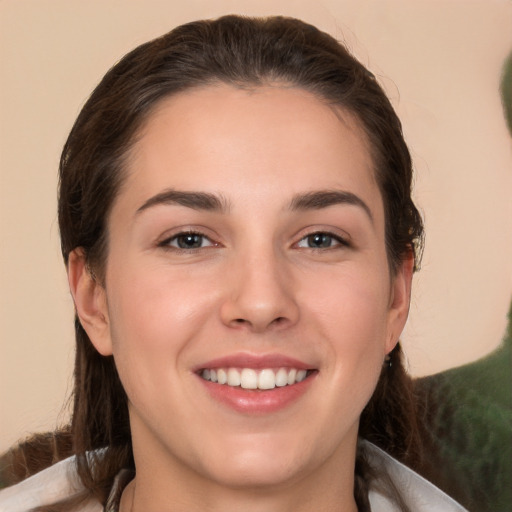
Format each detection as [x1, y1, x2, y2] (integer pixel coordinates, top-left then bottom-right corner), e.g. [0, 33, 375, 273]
[194, 352, 314, 372]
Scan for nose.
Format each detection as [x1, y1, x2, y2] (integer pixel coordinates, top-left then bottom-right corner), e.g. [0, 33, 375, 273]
[219, 248, 300, 333]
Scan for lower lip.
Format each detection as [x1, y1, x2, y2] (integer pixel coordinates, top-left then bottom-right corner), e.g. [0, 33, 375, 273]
[197, 372, 316, 414]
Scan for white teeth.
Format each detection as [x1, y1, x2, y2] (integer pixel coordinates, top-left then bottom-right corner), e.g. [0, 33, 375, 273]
[275, 368, 288, 387]
[201, 367, 310, 390]
[258, 369, 276, 390]
[296, 369, 307, 382]
[240, 369, 258, 389]
[227, 368, 241, 387]
[217, 368, 227, 384]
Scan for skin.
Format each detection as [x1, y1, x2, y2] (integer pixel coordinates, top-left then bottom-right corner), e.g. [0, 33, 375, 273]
[68, 84, 413, 512]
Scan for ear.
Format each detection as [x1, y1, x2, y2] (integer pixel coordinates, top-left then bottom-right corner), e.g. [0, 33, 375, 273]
[385, 253, 415, 354]
[67, 249, 113, 356]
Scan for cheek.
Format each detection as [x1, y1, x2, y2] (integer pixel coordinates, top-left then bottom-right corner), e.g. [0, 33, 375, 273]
[108, 262, 219, 340]
[303, 265, 390, 393]
[305, 263, 391, 341]
[104, 263, 221, 391]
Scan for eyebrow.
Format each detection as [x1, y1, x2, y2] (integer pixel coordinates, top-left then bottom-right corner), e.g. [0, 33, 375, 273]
[136, 188, 373, 222]
[289, 190, 373, 222]
[136, 189, 229, 214]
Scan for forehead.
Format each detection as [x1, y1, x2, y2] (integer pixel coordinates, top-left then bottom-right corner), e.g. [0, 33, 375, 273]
[119, 84, 381, 214]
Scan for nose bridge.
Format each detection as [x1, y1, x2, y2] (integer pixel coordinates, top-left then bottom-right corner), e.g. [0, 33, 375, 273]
[220, 237, 299, 332]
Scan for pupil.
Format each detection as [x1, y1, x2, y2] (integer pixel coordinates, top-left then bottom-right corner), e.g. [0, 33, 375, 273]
[178, 234, 202, 248]
[309, 234, 331, 248]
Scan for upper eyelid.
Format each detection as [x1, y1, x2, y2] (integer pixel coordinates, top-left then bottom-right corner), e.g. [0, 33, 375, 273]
[295, 232, 350, 248]
[155, 226, 352, 247]
[293, 227, 352, 244]
[157, 230, 218, 249]
[157, 226, 216, 241]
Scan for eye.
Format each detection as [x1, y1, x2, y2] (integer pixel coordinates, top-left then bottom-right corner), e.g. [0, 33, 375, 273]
[160, 232, 215, 250]
[296, 232, 348, 249]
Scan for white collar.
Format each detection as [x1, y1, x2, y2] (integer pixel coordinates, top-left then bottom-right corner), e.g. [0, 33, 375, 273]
[365, 441, 467, 511]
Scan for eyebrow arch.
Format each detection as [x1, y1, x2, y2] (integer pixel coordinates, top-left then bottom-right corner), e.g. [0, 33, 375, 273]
[136, 189, 229, 214]
[289, 190, 373, 222]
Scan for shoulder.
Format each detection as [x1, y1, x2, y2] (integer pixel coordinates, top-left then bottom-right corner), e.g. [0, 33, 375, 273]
[364, 442, 468, 512]
[0, 455, 101, 512]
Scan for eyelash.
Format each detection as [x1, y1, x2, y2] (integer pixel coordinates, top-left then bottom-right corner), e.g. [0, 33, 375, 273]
[158, 230, 350, 252]
[295, 231, 350, 250]
[158, 231, 217, 251]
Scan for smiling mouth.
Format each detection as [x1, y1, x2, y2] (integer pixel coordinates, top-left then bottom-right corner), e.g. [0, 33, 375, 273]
[199, 367, 314, 390]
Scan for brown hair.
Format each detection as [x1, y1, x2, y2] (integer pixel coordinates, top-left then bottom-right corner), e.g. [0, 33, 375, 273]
[3, 15, 424, 511]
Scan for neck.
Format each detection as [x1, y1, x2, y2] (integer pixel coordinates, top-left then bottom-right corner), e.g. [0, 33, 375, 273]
[124, 476, 358, 512]
[123, 440, 359, 512]
[124, 411, 360, 512]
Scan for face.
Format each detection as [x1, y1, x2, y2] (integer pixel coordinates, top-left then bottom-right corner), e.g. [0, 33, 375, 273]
[70, 84, 412, 498]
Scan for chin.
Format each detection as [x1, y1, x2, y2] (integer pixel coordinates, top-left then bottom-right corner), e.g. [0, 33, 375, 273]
[206, 454, 303, 490]
[195, 431, 321, 491]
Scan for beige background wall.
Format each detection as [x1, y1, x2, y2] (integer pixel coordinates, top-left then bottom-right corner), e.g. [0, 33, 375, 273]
[1, 0, 511, 453]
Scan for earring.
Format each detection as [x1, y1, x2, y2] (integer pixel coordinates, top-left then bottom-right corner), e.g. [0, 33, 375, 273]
[384, 354, 392, 368]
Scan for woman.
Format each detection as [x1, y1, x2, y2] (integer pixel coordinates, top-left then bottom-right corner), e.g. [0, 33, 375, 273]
[0, 15, 466, 512]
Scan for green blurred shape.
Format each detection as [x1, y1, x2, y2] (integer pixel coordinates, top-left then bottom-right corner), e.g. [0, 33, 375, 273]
[416, 302, 512, 511]
[501, 49, 512, 135]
